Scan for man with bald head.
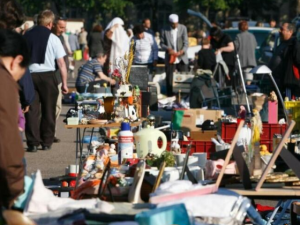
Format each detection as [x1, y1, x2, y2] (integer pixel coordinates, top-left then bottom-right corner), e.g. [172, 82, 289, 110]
[160, 14, 188, 96]
[269, 22, 300, 98]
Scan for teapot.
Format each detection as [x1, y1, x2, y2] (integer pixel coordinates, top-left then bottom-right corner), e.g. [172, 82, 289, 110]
[134, 127, 167, 158]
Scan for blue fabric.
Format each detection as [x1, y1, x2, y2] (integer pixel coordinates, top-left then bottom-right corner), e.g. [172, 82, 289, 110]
[13, 176, 34, 209]
[135, 204, 191, 225]
[247, 205, 267, 225]
[18, 68, 35, 108]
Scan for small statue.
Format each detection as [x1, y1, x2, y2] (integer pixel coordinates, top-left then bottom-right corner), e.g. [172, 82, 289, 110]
[260, 145, 271, 156]
[171, 139, 181, 154]
[268, 91, 278, 102]
[109, 144, 116, 155]
[238, 105, 246, 119]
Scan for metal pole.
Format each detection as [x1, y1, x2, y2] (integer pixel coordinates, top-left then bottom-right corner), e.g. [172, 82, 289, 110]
[236, 53, 251, 115]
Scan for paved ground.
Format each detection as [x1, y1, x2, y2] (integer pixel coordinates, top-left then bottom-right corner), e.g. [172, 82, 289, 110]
[25, 60, 85, 178]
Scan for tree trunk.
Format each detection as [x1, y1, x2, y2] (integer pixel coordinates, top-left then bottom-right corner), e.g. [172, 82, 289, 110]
[152, 0, 158, 33]
[205, 6, 209, 18]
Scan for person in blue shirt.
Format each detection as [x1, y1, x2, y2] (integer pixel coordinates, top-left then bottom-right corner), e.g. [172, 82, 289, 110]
[76, 52, 116, 93]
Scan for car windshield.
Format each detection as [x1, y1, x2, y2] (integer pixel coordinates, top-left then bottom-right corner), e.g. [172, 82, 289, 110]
[223, 29, 271, 46]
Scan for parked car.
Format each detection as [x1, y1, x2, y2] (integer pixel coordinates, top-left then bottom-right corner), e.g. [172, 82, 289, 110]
[258, 29, 280, 64]
[187, 9, 279, 65]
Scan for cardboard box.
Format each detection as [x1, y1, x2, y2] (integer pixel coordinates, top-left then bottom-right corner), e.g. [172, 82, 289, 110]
[175, 109, 223, 132]
[190, 130, 217, 141]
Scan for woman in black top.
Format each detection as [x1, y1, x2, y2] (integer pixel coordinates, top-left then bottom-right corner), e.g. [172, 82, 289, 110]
[210, 27, 236, 89]
[197, 37, 216, 71]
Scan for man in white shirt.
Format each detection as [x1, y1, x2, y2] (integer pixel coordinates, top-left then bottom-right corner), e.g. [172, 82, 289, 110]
[133, 24, 158, 77]
[160, 14, 189, 96]
[52, 16, 70, 143]
[24, 10, 68, 151]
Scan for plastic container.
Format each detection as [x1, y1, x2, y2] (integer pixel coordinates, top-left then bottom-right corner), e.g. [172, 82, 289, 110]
[221, 122, 287, 142]
[284, 101, 300, 131]
[221, 123, 238, 140]
[158, 140, 215, 159]
[118, 122, 134, 164]
[181, 141, 215, 158]
[260, 123, 287, 141]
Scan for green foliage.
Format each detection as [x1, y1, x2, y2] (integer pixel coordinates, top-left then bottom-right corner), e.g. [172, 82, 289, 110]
[16, 0, 47, 15]
[16, 0, 133, 17]
[146, 151, 176, 168]
[175, 0, 243, 11]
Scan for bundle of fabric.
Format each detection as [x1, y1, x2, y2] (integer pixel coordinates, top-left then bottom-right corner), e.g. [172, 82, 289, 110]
[15, 170, 114, 216]
[150, 180, 252, 225]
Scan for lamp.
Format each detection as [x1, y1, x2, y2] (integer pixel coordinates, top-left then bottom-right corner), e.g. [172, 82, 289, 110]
[249, 65, 289, 124]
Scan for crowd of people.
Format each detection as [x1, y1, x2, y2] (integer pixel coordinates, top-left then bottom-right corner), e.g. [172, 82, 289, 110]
[1, 0, 300, 212]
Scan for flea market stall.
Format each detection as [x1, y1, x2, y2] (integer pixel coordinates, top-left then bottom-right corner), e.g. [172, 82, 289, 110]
[11, 51, 300, 225]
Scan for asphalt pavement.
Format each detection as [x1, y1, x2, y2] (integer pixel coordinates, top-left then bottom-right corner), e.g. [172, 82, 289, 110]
[24, 60, 85, 178]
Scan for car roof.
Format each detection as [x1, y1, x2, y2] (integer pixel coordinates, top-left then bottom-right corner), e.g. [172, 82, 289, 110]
[223, 28, 275, 46]
[224, 27, 274, 32]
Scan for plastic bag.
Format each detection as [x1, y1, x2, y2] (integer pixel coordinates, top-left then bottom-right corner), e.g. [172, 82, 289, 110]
[83, 49, 89, 61]
[73, 50, 82, 61]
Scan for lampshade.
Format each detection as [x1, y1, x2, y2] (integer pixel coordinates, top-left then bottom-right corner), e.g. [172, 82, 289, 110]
[249, 65, 272, 74]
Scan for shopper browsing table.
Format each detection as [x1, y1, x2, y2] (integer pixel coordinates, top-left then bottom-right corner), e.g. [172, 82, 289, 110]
[76, 52, 116, 93]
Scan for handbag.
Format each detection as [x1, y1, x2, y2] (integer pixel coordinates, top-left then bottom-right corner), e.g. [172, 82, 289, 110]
[83, 49, 89, 61]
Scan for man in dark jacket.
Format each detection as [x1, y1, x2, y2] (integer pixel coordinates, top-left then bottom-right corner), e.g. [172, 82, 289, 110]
[269, 22, 300, 98]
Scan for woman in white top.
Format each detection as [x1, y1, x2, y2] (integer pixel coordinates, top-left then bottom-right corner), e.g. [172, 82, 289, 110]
[132, 24, 158, 75]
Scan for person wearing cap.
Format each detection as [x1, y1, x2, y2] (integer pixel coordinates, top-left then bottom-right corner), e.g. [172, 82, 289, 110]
[160, 14, 188, 96]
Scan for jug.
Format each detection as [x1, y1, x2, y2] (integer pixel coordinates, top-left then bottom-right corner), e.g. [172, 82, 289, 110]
[134, 127, 167, 158]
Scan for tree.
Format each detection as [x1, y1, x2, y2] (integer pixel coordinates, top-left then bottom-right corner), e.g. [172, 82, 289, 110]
[246, 0, 280, 21]
[174, 0, 243, 23]
[17, 0, 132, 19]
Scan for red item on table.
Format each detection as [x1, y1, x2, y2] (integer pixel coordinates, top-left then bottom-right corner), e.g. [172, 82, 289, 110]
[69, 180, 76, 187]
[256, 204, 275, 212]
[61, 181, 68, 187]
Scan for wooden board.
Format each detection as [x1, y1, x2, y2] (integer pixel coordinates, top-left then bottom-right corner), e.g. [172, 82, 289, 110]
[255, 120, 295, 191]
[230, 187, 300, 197]
[65, 119, 144, 129]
